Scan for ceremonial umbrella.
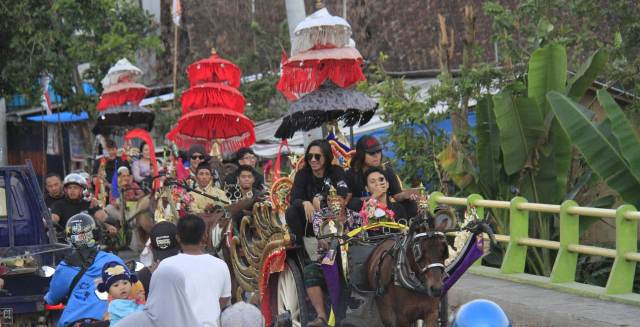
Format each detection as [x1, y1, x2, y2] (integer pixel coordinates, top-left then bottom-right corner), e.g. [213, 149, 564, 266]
[274, 83, 377, 139]
[100, 58, 144, 88]
[96, 82, 149, 110]
[92, 104, 155, 135]
[187, 52, 241, 88]
[180, 83, 246, 114]
[166, 107, 256, 154]
[276, 47, 365, 101]
[291, 8, 351, 55]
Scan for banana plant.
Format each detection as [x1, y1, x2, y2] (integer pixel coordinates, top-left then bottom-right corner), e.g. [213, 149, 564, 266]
[471, 45, 608, 275]
[547, 90, 640, 206]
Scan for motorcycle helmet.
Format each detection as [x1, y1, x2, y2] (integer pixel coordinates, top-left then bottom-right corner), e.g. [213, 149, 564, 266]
[65, 213, 98, 248]
[63, 173, 87, 189]
[452, 299, 511, 327]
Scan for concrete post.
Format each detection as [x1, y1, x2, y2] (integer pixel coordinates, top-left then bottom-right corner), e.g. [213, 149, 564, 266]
[0, 98, 7, 165]
[284, 0, 306, 45]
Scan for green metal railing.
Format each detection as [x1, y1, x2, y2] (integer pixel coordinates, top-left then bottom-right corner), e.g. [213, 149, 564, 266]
[428, 192, 640, 305]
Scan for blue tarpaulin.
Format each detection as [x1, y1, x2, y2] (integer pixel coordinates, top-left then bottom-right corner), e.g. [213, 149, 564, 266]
[26, 111, 89, 123]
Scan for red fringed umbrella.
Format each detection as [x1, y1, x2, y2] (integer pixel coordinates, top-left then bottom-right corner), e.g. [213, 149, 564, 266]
[166, 107, 256, 154]
[97, 82, 149, 110]
[276, 47, 365, 101]
[187, 52, 241, 88]
[180, 83, 246, 114]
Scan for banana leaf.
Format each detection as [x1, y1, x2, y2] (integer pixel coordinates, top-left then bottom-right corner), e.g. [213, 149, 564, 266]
[528, 43, 569, 200]
[567, 50, 608, 101]
[547, 91, 640, 205]
[476, 96, 501, 196]
[493, 91, 544, 176]
[528, 43, 567, 115]
[597, 89, 640, 176]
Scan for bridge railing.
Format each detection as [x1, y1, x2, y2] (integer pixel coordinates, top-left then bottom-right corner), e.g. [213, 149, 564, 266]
[428, 192, 640, 305]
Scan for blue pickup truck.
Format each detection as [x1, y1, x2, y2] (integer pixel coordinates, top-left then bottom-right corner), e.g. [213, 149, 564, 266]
[0, 162, 70, 325]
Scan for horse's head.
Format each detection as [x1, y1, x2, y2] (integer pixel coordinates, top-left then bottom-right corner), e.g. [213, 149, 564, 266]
[407, 214, 449, 297]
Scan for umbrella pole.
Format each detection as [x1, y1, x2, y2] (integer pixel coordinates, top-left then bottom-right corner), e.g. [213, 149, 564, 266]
[60, 123, 67, 176]
[172, 19, 179, 110]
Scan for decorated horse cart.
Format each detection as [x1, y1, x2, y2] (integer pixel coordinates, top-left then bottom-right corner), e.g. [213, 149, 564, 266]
[225, 145, 495, 327]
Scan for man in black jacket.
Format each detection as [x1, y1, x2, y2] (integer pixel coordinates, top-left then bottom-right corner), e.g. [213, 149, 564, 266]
[284, 140, 350, 245]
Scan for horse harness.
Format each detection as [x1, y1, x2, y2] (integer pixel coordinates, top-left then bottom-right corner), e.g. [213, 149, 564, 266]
[373, 231, 446, 296]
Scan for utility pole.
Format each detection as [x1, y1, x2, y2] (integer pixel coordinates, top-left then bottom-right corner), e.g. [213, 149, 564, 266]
[0, 98, 7, 165]
[284, 0, 322, 147]
[284, 0, 306, 44]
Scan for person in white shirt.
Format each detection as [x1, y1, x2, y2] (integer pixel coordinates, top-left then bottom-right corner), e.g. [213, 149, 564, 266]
[159, 214, 231, 327]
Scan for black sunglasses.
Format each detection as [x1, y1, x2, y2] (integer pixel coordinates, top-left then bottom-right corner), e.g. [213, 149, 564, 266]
[306, 153, 323, 161]
[191, 155, 205, 160]
[366, 150, 382, 155]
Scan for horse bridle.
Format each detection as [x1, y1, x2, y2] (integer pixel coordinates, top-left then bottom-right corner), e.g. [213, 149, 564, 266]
[411, 231, 447, 273]
[385, 229, 447, 296]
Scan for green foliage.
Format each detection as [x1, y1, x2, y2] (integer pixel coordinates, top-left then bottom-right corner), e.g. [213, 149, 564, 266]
[230, 18, 290, 122]
[360, 54, 464, 191]
[492, 90, 544, 175]
[233, 19, 290, 75]
[0, 0, 162, 112]
[548, 91, 640, 206]
[240, 73, 288, 122]
[483, 0, 640, 110]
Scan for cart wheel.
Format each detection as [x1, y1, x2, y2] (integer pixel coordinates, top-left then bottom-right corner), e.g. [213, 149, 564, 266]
[438, 293, 449, 327]
[270, 257, 309, 327]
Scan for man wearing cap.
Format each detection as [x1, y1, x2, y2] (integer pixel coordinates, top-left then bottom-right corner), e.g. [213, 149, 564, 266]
[224, 147, 265, 191]
[135, 221, 180, 298]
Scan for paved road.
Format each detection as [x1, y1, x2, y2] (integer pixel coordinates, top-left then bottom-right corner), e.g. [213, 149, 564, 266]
[448, 273, 640, 327]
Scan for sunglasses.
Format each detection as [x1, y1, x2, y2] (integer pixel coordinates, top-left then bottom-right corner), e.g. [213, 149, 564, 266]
[306, 153, 323, 161]
[366, 150, 382, 155]
[191, 155, 205, 160]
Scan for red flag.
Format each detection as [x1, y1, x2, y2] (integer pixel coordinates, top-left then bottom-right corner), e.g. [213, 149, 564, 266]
[40, 76, 52, 115]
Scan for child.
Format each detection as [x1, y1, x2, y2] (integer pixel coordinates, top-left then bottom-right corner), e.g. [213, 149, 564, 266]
[97, 261, 145, 325]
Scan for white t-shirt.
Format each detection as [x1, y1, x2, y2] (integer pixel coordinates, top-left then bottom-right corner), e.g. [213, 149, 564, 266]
[160, 253, 231, 327]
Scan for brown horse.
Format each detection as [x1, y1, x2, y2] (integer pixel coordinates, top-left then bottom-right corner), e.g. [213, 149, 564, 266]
[366, 216, 449, 327]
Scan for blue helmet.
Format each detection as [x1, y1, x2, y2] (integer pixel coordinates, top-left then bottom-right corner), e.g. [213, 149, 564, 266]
[452, 299, 511, 327]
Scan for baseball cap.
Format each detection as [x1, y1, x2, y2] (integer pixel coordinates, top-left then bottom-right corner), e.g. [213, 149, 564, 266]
[149, 221, 180, 262]
[357, 135, 382, 154]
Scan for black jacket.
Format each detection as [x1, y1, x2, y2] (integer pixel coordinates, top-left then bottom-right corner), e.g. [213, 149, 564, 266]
[290, 165, 349, 209]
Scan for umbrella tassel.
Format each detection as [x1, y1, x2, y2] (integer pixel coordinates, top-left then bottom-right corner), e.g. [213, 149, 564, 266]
[292, 27, 351, 55]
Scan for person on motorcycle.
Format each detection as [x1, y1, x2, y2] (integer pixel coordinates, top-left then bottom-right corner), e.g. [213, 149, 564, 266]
[44, 213, 125, 327]
[51, 173, 117, 241]
[451, 299, 511, 327]
[45, 173, 65, 209]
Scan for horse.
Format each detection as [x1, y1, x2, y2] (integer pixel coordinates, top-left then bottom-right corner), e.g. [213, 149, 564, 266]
[366, 214, 449, 327]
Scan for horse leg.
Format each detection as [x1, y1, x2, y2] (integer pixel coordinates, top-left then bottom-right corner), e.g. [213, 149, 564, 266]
[422, 306, 438, 327]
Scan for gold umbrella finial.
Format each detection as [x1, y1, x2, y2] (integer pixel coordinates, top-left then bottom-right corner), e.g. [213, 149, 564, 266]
[315, 0, 325, 10]
[211, 48, 217, 55]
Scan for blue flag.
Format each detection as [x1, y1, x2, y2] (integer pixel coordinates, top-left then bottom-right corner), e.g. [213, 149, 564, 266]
[111, 160, 120, 200]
